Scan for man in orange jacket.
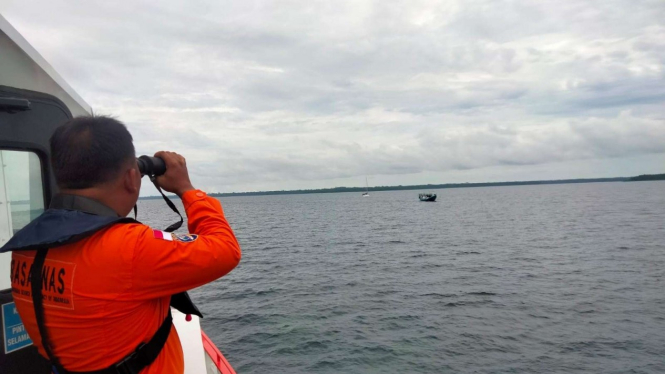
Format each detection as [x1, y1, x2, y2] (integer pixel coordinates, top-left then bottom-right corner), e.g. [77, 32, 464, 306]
[7, 116, 241, 373]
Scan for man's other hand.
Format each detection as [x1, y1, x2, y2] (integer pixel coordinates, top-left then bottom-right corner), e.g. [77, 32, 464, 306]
[154, 151, 195, 197]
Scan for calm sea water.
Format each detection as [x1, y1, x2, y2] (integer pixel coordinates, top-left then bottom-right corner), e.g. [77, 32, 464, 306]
[138, 181, 665, 374]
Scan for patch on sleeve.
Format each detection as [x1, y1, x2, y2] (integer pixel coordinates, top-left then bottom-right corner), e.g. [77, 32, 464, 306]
[174, 234, 198, 243]
[153, 230, 174, 241]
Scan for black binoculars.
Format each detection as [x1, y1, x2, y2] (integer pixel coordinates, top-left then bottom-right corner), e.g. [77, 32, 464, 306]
[137, 155, 166, 177]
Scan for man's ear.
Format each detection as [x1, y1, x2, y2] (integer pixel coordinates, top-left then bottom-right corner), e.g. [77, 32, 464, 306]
[124, 167, 141, 194]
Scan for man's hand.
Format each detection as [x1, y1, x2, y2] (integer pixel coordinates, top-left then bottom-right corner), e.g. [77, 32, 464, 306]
[154, 151, 195, 197]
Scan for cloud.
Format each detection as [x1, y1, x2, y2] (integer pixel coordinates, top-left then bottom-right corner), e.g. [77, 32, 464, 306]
[1, 0, 664, 192]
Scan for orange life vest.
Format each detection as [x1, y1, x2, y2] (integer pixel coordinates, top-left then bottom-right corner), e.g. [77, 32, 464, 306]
[10, 190, 241, 373]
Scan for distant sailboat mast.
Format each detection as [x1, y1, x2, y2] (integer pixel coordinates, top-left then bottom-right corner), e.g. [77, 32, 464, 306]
[362, 177, 369, 197]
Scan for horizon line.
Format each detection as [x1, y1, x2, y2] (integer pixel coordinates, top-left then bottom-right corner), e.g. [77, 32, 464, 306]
[137, 173, 664, 200]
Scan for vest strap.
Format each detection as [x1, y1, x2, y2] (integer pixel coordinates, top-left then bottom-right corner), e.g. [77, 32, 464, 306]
[30, 249, 173, 374]
[31, 249, 64, 372]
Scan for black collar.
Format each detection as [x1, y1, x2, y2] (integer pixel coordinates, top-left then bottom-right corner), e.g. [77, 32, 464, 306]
[50, 194, 120, 217]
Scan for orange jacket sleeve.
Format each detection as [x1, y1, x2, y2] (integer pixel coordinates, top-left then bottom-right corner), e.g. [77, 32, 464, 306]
[126, 190, 241, 300]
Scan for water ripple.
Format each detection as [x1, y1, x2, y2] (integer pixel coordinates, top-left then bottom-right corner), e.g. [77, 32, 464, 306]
[137, 182, 665, 373]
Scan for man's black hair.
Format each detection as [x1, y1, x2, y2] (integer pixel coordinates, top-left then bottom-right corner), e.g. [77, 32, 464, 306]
[50, 115, 135, 189]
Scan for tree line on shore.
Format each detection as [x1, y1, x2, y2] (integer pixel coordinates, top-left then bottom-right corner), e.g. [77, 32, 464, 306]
[137, 174, 663, 200]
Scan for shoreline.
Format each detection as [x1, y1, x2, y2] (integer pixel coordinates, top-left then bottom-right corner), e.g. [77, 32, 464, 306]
[136, 176, 665, 200]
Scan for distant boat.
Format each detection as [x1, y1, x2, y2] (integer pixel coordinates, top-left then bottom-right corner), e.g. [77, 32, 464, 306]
[362, 177, 370, 197]
[419, 193, 436, 202]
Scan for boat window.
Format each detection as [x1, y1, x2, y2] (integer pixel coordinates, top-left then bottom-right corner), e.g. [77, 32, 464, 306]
[0, 150, 44, 245]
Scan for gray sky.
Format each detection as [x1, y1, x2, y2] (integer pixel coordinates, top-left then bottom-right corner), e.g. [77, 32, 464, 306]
[2, 0, 664, 194]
